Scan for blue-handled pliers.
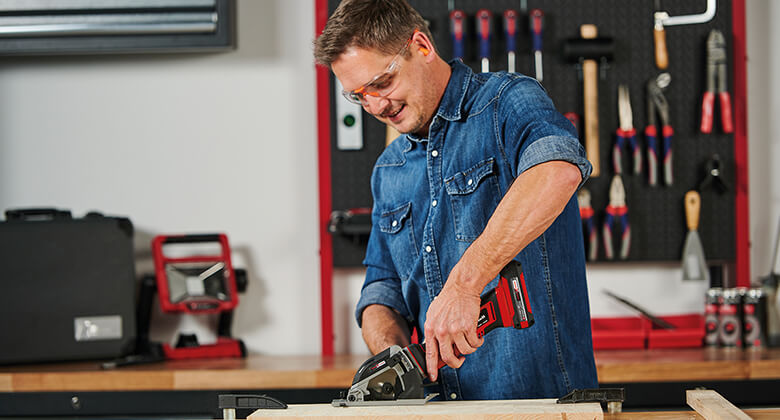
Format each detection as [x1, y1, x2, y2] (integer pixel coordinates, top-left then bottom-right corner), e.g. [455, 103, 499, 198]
[603, 175, 630, 260]
[614, 84, 642, 176]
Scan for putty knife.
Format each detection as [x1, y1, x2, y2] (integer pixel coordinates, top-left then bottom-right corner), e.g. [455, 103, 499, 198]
[682, 190, 709, 281]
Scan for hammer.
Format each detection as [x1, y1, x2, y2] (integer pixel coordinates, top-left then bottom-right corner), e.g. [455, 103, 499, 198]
[563, 24, 614, 178]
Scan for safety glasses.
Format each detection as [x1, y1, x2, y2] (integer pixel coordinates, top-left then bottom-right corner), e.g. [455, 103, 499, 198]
[341, 30, 418, 105]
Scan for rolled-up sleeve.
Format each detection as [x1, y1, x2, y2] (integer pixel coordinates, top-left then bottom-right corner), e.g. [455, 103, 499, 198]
[517, 135, 592, 190]
[355, 265, 410, 327]
[499, 77, 592, 189]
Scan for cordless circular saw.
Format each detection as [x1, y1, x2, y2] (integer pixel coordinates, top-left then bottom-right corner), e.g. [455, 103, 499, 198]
[333, 260, 534, 407]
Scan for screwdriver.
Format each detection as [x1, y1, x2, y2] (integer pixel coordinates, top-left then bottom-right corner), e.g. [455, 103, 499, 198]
[529, 8, 544, 82]
[503, 9, 518, 73]
[476, 9, 492, 72]
[449, 9, 466, 60]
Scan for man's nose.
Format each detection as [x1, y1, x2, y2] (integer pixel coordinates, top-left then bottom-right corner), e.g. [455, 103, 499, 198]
[362, 94, 391, 116]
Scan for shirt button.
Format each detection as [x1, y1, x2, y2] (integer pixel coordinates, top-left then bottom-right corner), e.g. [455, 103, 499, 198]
[450, 393, 457, 399]
[425, 246, 432, 253]
[467, 179, 473, 186]
[431, 150, 439, 157]
[432, 200, 438, 207]
[392, 220, 398, 227]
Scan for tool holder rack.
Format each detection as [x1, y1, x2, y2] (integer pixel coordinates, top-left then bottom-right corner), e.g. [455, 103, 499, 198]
[315, 0, 748, 355]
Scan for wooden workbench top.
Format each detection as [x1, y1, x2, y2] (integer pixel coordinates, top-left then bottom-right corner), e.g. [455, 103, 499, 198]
[1, 348, 779, 392]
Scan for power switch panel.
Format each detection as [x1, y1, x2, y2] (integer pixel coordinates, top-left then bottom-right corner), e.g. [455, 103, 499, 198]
[334, 78, 364, 150]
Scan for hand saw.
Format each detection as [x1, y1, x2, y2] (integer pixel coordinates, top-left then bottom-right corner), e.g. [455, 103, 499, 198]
[333, 260, 534, 407]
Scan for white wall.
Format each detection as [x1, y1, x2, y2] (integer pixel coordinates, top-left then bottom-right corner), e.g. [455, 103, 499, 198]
[0, 0, 776, 357]
[0, 0, 320, 356]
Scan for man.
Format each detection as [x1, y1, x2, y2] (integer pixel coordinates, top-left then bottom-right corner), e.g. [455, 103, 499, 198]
[314, 0, 598, 400]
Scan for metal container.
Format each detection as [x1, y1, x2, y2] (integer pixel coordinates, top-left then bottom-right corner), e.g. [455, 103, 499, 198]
[743, 288, 768, 348]
[704, 287, 722, 346]
[718, 288, 742, 348]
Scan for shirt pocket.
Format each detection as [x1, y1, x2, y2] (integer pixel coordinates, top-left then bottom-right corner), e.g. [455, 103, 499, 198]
[378, 202, 418, 279]
[444, 157, 502, 242]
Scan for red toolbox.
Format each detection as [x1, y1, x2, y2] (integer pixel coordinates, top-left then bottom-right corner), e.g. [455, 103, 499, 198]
[591, 316, 646, 350]
[646, 314, 705, 349]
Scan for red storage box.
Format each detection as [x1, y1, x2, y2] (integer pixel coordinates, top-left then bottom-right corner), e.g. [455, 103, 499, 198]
[646, 314, 705, 349]
[591, 316, 646, 350]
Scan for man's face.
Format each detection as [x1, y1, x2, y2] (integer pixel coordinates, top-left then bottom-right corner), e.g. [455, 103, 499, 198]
[332, 43, 437, 137]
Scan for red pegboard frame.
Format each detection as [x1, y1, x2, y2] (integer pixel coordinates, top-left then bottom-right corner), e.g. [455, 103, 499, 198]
[731, 0, 750, 287]
[315, 0, 751, 356]
[315, 0, 334, 356]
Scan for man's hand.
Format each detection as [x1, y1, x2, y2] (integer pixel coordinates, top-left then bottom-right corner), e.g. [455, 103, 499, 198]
[423, 271, 485, 382]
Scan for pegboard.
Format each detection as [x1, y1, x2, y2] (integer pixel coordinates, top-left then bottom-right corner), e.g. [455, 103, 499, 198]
[325, 0, 739, 267]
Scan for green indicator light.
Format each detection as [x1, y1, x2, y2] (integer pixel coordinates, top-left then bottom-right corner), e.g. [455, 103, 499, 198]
[343, 114, 356, 127]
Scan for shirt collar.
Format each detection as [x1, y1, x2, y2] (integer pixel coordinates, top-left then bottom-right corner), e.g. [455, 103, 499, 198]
[406, 59, 472, 143]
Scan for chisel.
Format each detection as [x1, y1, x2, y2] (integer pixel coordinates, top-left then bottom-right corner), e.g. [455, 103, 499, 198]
[476, 9, 492, 72]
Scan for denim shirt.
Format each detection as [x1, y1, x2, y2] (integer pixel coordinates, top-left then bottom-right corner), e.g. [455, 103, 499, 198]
[357, 60, 598, 400]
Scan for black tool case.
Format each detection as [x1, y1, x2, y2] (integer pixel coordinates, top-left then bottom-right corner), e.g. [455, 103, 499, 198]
[0, 208, 136, 364]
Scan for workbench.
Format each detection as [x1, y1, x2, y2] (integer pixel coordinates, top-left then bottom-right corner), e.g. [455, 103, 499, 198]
[1, 348, 779, 417]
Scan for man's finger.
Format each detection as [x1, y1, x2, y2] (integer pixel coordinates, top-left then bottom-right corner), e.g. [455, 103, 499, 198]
[453, 333, 477, 355]
[426, 337, 439, 382]
[438, 336, 464, 369]
[465, 327, 485, 349]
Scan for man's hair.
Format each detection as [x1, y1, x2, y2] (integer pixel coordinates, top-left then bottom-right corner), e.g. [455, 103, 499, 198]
[313, 0, 435, 68]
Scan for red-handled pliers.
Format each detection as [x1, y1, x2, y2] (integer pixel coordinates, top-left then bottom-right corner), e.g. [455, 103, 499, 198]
[577, 189, 597, 261]
[615, 84, 641, 176]
[603, 175, 630, 260]
[700, 29, 733, 134]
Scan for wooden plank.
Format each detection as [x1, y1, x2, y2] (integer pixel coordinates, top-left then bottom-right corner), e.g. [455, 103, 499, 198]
[248, 399, 603, 420]
[686, 390, 751, 420]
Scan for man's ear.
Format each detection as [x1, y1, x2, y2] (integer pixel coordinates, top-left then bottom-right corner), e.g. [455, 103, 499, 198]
[411, 30, 435, 59]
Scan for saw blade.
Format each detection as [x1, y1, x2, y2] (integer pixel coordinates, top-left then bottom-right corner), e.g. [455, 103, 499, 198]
[332, 393, 439, 407]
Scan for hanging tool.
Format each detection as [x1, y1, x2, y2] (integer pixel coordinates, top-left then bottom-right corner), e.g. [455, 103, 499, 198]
[476, 9, 492, 73]
[333, 261, 533, 407]
[578, 189, 597, 262]
[563, 24, 615, 178]
[698, 154, 729, 194]
[645, 73, 673, 187]
[603, 291, 676, 330]
[701, 29, 733, 134]
[529, 8, 544, 82]
[653, 0, 717, 69]
[603, 175, 630, 260]
[682, 190, 709, 282]
[503, 9, 518, 73]
[449, 9, 466, 61]
[614, 84, 641, 176]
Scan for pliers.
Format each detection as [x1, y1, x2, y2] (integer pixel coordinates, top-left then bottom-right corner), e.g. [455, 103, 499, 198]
[577, 189, 597, 261]
[700, 29, 733, 134]
[614, 84, 641, 175]
[603, 175, 630, 260]
[645, 73, 673, 187]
